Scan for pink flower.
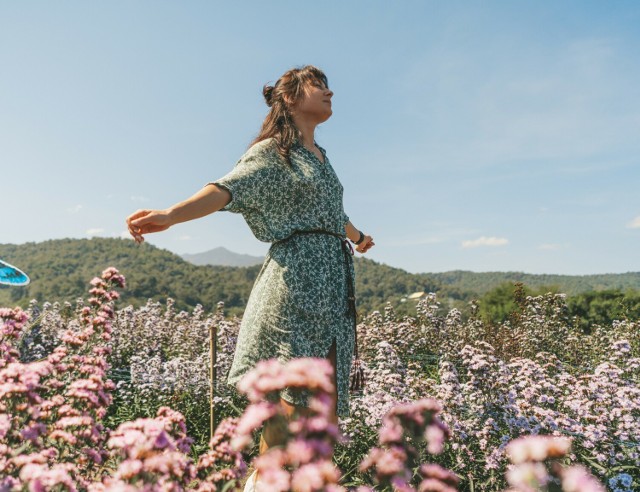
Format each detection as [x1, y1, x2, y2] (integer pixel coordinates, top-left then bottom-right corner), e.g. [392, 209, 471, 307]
[506, 435, 572, 464]
[237, 358, 335, 402]
[285, 439, 316, 465]
[424, 424, 446, 454]
[419, 463, 460, 486]
[419, 478, 458, 492]
[378, 420, 403, 444]
[49, 430, 78, 446]
[115, 459, 143, 479]
[375, 446, 409, 477]
[255, 460, 290, 492]
[90, 277, 105, 287]
[560, 465, 606, 492]
[290, 461, 341, 492]
[290, 463, 326, 492]
[232, 401, 277, 451]
[0, 413, 11, 439]
[18, 462, 77, 491]
[101, 267, 126, 288]
[505, 462, 550, 489]
[57, 416, 93, 428]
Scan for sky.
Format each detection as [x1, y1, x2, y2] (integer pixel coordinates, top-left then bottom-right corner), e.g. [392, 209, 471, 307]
[1, 1, 639, 275]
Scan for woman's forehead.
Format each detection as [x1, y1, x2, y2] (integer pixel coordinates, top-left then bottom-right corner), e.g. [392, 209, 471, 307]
[300, 69, 328, 87]
[306, 74, 329, 88]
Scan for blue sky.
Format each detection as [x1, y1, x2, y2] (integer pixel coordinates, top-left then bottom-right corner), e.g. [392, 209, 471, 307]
[1, 1, 639, 275]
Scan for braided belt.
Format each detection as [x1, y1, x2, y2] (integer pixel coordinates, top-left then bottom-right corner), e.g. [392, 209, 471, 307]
[271, 229, 366, 393]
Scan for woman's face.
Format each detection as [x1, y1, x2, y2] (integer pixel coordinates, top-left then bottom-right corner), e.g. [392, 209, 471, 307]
[292, 79, 333, 124]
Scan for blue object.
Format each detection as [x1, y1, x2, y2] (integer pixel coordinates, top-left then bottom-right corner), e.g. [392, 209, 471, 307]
[0, 259, 30, 286]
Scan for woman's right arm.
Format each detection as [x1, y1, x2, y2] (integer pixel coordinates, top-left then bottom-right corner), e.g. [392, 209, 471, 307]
[126, 184, 231, 244]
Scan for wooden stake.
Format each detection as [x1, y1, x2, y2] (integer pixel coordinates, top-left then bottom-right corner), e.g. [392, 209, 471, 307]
[209, 321, 217, 441]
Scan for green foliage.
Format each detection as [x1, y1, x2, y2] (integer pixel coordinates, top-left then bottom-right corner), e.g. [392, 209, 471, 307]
[478, 282, 640, 332]
[478, 282, 560, 325]
[567, 289, 640, 332]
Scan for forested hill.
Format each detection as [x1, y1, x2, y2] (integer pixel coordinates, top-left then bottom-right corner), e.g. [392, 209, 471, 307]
[1, 238, 639, 317]
[0, 238, 261, 316]
[427, 270, 640, 297]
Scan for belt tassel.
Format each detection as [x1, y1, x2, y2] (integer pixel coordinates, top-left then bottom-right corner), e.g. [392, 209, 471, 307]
[343, 239, 366, 394]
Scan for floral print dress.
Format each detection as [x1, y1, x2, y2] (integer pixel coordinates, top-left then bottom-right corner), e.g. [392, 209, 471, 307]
[207, 138, 355, 416]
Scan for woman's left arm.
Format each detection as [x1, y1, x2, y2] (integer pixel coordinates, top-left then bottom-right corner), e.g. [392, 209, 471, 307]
[345, 220, 375, 254]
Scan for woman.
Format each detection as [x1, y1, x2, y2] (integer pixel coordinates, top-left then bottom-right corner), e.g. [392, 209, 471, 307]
[125, 65, 374, 476]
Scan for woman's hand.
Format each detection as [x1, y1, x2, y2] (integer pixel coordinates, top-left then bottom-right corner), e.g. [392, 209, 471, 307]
[345, 221, 375, 254]
[126, 209, 172, 244]
[356, 235, 375, 254]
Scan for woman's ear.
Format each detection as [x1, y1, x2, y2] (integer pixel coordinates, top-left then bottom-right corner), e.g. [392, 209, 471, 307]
[283, 92, 297, 110]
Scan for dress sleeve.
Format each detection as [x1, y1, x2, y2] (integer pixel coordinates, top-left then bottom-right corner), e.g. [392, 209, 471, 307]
[206, 152, 274, 214]
[341, 211, 349, 225]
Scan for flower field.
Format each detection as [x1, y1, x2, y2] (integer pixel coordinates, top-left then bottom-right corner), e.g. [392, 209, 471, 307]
[1, 269, 638, 491]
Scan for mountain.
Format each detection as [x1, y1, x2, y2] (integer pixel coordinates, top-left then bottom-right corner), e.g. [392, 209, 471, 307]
[182, 247, 264, 267]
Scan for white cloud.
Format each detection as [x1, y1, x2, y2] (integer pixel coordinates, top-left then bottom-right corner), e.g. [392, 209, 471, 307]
[86, 228, 105, 236]
[388, 227, 480, 247]
[130, 196, 149, 202]
[119, 231, 131, 239]
[67, 204, 83, 213]
[462, 236, 509, 249]
[178, 235, 192, 241]
[627, 216, 640, 229]
[538, 243, 561, 251]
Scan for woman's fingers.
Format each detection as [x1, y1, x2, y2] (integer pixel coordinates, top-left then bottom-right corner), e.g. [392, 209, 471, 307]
[126, 209, 151, 227]
[125, 209, 170, 243]
[125, 209, 148, 242]
[356, 235, 374, 253]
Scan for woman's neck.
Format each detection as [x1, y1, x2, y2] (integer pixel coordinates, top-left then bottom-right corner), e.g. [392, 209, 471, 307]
[292, 115, 317, 149]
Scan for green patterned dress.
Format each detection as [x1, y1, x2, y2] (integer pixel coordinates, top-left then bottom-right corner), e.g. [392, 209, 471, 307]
[208, 138, 355, 417]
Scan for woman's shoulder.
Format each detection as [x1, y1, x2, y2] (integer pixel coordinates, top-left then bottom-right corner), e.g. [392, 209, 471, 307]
[243, 137, 278, 161]
[235, 138, 290, 174]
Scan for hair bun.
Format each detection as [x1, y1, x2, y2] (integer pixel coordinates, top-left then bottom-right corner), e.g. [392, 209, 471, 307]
[263, 85, 275, 107]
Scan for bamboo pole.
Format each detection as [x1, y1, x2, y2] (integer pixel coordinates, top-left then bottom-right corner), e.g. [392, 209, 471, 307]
[209, 321, 217, 441]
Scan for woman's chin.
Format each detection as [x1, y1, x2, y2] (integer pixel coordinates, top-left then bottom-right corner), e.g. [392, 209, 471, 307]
[319, 110, 333, 123]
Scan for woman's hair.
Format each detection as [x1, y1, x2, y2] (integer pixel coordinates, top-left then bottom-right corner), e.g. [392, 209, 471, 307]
[251, 65, 329, 165]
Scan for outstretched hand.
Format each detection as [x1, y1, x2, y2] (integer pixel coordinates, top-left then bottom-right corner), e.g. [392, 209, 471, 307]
[356, 235, 375, 254]
[125, 209, 172, 244]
